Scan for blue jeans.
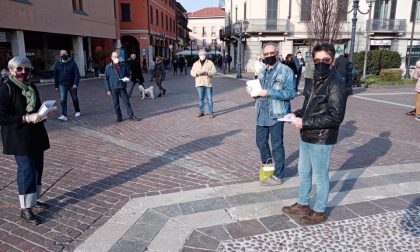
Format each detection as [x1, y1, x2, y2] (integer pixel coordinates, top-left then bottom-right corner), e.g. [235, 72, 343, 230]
[59, 85, 80, 117]
[297, 140, 333, 212]
[111, 88, 134, 120]
[296, 73, 302, 92]
[15, 152, 44, 208]
[256, 122, 285, 178]
[196, 87, 213, 113]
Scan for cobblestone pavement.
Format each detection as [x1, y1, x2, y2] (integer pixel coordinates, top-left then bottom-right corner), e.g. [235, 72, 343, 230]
[218, 208, 420, 252]
[0, 71, 419, 251]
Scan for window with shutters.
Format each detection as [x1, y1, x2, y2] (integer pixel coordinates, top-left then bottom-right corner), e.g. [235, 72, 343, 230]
[121, 4, 131, 22]
[72, 0, 87, 15]
[300, 0, 312, 22]
[266, 0, 278, 30]
[373, 0, 397, 20]
[410, 0, 420, 21]
[338, 1, 348, 22]
[150, 6, 153, 24]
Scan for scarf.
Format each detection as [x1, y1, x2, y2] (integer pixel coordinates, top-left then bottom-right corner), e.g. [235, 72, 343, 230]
[9, 75, 36, 113]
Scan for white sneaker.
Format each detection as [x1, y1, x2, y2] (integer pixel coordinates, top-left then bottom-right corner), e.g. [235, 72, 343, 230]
[260, 176, 283, 186]
[58, 115, 68, 121]
[75, 112, 81, 118]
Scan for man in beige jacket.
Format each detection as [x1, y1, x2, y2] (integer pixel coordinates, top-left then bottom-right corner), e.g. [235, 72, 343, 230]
[191, 49, 217, 118]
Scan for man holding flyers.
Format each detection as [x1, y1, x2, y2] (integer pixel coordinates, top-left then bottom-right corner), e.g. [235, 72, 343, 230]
[282, 43, 348, 225]
[247, 42, 296, 186]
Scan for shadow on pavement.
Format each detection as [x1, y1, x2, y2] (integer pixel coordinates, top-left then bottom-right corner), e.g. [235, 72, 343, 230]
[39, 130, 241, 223]
[215, 101, 255, 117]
[283, 120, 359, 178]
[400, 196, 420, 236]
[329, 131, 392, 210]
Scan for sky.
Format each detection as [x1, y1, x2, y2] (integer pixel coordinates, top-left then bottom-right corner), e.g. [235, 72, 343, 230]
[177, 0, 220, 12]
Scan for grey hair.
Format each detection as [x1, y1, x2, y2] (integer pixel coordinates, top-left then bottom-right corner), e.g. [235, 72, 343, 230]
[8, 56, 33, 70]
[198, 49, 207, 54]
[262, 42, 279, 53]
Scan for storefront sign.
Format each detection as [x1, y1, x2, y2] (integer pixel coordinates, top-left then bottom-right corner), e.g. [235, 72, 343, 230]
[407, 40, 420, 46]
[371, 40, 392, 46]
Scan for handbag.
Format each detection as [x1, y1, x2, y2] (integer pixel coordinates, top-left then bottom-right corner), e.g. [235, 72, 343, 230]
[259, 158, 274, 182]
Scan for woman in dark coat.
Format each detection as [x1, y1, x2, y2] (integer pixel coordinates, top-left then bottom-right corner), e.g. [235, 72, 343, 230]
[153, 56, 167, 97]
[284, 54, 298, 75]
[0, 56, 50, 225]
[284, 54, 298, 92]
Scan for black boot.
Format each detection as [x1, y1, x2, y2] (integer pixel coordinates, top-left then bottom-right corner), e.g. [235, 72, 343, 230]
[20, 208, 41, 225]
[157, 91, 163, 97]
[163, 89, 167, 95]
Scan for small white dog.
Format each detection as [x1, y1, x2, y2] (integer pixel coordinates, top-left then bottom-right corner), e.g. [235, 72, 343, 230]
[138, 85, 154, 99]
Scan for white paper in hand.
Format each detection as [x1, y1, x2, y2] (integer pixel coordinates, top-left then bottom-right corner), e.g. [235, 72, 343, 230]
[38, 100, 58, 117]
[246, 79, 262, 97]
[278, 114, 297, 122]
[121, 77, 130, 83]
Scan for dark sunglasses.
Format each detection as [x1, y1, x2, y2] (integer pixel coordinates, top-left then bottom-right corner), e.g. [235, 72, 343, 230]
[16, 67, 31, 73]
[313, 58, 333, 64]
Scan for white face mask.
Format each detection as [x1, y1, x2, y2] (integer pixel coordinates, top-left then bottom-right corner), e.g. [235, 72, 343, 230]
[199, 55, 206, 61]
[113, 58, 120, 64]
[297, 54, 302, 59]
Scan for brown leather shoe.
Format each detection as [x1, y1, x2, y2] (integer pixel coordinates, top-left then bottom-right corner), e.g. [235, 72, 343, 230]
[299, 211, 327, 225]
[197, 112, 204, 117]
[282, 203, 310, 216]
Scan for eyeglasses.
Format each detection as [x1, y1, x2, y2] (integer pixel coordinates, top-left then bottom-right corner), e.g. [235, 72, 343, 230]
[313, 58, 333, 64]
[263, 51, 277, 57]
[16, 67, 31, 73]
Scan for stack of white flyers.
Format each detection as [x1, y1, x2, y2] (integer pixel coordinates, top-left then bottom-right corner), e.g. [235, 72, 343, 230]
[38, 100, 58, 117]
[246, 79, 262, 97]
[277, 115, 297, 122]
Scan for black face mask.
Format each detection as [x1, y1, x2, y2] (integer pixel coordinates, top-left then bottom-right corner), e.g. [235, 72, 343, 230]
[314, 62, 332, 78]
[263, 55, 277, 66]
[61, 55, 69, 61]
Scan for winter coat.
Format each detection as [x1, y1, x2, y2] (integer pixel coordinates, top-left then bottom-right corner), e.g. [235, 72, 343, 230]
[0, 78, 50, 155]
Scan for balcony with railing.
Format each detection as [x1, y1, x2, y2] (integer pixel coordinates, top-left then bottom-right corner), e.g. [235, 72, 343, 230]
[366, 19, 406, 34]
[242, 19, 292, 33]
[219, 19, 292, 41]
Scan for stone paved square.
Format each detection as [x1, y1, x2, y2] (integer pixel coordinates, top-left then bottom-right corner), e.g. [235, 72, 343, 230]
[0, 73, 419, 251]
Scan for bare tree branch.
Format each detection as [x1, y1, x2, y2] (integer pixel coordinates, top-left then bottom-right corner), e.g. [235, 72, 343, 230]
[299, 0, 343, 44]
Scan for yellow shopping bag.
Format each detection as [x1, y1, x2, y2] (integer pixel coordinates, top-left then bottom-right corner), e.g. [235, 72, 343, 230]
[259, 159, 274, 182]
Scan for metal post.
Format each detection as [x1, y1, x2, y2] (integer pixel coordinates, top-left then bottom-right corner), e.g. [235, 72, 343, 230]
[362, 2, 373, 81]
[347, 0, 360, 96]
[349, 0, 359, 63]
[237, 35, 242, 78]
[406, 0, 418, 79]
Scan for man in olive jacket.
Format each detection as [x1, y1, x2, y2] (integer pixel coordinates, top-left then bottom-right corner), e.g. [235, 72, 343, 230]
[282, 43, 348, 225]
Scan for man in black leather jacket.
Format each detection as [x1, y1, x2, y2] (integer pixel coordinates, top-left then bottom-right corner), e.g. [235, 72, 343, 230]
[282, 43, 348, 225]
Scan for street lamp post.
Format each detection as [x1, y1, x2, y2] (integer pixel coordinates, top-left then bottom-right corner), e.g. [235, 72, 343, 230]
[348, 0, 371, 95]
[362, 0, 375, 81]
[349, 0, 360, 64]
[406, 0, 418, 79]
[234, 20, 248, 79]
